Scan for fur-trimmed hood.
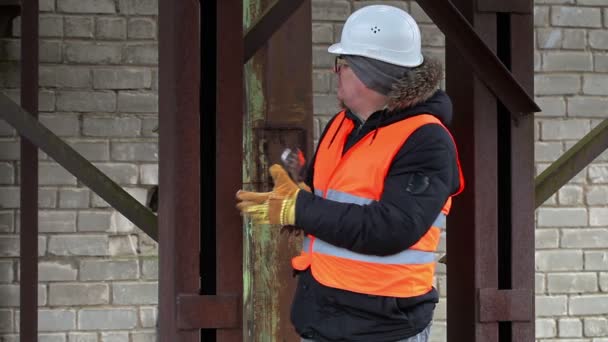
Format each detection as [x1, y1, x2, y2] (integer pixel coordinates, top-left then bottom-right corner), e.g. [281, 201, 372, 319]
[386, 56, 444, 112]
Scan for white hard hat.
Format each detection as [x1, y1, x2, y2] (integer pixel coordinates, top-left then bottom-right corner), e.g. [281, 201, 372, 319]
[328, 5, 423, 67]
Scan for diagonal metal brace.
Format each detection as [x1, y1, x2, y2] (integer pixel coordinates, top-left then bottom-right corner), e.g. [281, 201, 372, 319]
[417, 0, 540, 114]
[243, 0, 307, 62]
[0, 94, 158, 241]
[535, 118, 608, 208]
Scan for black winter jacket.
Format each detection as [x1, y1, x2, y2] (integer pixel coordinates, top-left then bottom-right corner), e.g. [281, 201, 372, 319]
[291, 90, 462, 342]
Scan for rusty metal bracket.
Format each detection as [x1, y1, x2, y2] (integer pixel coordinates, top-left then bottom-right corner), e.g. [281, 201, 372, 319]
[177, 294, 240, 330]
[0, 94, 159, 240]
[478, 288, 534, 322]
[243, 0, 307, 62]
[417, 0, 540, 114]
[477, 0, 532, 14]
[535, 118, 608, 208]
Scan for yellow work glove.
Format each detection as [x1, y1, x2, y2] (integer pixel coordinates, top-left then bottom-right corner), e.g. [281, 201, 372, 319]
[236, 164, 306, 226]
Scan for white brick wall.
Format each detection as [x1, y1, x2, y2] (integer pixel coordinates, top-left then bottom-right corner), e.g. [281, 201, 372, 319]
[0, 0, 607, 341]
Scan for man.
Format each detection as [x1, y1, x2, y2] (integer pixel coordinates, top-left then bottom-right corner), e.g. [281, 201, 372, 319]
[237, 5, 464, 342]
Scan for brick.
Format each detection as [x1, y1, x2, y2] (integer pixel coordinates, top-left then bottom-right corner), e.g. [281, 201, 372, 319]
[93, 68, 152, 90]
[420, 25, 444, 47]
[68, 333, 97, 342]
[77, 211, 111, 232]
[37, 334, 65, 342]
[40, 0, 55, 11]
[140, 307, 157, 328]
[313, 70, 332, 93]
[64, 16, 94, 38]
[38, 309, 76, 332]
[537, 28, 562, 49]
[0, 309, 12, 333]
[312, 0, 350, 21]
[40, 41, 62, 63]
[65, 42, 122, 64]
[39, 114, 80, 136]
[537, 318, 557, 338]
[80, 259, 139, 281]
[38, 188, 58, 208]
[101, 332, 128, 342]
[0, 141, 19, 160]
[570, 295, 608, 315]
[0, 39, 20, 61]
[535, 6, 550, 27]
[558, 185, 583, 205]
[140, 164, 158, 185]
[589, 164, 608, 183]
[535, 74, 580, 95]
[131, 332, 155, 342]
[0, 261, 13, 283]
[536, 295, 568, 316]
[536, 250, 583, 271]
[601, 273, 608, 292]
[117, 92, 158, 113]
[535, 141, 563, 162]
[78, 308, 137, 330]
[543, 51, 593, 71]
[547, 273, 597, 293]
[590, 208, 608, 226]
[141, 116, 158, 137]
[57, 0, 115, 13]
[112, 282, 157, 305]
[68, 140, 110, 161]
[39, 163, 77, 186]
[559, 318, 582, 338]
[39, 211, 76, 233]
[537, 207, 587, 227]
[0, 211, 14, 233]
[49, 283, 109, 306]
[58, 188, 90, 208]
[586, 186, 608, 205]
[0, 162, 14, 184]
[110, 142, 157, 162]
[578, 0, 608, 4]
[119, 0, 158, 15]
[0, 187, 19, 208]
[562, 228, 608, 248]
[589, 30, 608, 49]
[312, 23, 333, 43]
[313, 45, 333, 68]
[0, 285, 17, 306]
[562, 29, 586, 50]
[96, 17, 126, 40]
[124, 44, 158, 65]
[38, 261, 77, 281]
[141, 258, 158, 280]
[410, 2, 432, 23]
[56, 90, 116, 112]
[109, 235, 139, 256]
[82, 116, 141, 137]
[314, 94, 340, 115]
[110, 212, 135, 233]
[93, 163, 139, 185]
[536, 229, 560, 249]
[48, 235, 109, 256]
[582, 75, 608, 97]
[540, 119, 591, 140]
[128, 18, 156, 39]
[584, 317, 608, 337]
[551, 6, 602, 28]
[13, 15, 63, 38]
[0, 120, 15, 136]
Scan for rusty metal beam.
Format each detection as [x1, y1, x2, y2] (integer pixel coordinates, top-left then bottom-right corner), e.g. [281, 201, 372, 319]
[158, 0, 200, 340]
[478, 289, 534, 322]
[477, 0, 532, 14]
[177, 294, 240, 330]
[0, 94, 158, 241]
[535, 118, 608, 208]
[19, 0, 38, 340]
[216, 0, 244, 341]
[417, 0, 540, 115]
[243, 0, 307, 62]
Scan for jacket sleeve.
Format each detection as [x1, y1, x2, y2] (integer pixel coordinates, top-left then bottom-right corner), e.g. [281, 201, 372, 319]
[294, 124, 461, 256]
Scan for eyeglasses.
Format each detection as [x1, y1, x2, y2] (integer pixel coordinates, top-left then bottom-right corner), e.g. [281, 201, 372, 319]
[334, 56, 348, 73]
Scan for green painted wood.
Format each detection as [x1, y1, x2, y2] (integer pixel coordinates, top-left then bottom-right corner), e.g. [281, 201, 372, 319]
[0, 93, 158, 240]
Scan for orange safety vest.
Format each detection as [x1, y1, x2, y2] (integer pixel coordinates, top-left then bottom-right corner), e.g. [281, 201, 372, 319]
[292, 111, 464, 298]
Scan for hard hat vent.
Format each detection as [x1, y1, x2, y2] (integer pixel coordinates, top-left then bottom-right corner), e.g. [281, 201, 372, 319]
[371, 26, 380, 34]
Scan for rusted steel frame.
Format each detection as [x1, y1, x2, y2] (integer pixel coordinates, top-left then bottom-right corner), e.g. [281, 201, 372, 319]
[216, 0, 244, 340]
[19, 0, 38, 340]
[508, 12, 535, 342]
[0, 94, 158, 240]
[243, 0, 307, 62]
[177, 294, 240, 330]
[476, 0, 532, 14]
[478, 289, 534, 322]
[417, 0, 540, 115]
[535, 118, 608, 208]
[446, 2, 500, 341]
[158, 0, 201, 340]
